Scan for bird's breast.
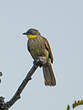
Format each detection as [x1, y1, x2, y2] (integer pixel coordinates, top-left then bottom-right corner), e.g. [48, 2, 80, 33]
[28, 37, 47, 59]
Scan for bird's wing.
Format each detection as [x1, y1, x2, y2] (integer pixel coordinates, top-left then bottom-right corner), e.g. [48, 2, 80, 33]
[42, 36, 53, 63]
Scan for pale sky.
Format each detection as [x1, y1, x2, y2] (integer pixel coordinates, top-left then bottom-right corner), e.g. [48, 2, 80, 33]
[0, 0, 83, 110]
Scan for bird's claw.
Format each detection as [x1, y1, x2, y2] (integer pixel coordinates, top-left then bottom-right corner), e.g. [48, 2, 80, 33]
[33, 57, 47, 67]
[33, 59, 43, 67]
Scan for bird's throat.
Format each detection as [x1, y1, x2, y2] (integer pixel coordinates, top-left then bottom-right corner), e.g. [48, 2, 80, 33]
[27, 35, 38, 39]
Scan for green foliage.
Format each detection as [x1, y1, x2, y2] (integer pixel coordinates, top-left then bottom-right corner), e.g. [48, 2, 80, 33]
[0, 97, 8, 110]
[73, 100, 83, 109]
[67, 105, 70, 110]
[67, 99, 83, 110]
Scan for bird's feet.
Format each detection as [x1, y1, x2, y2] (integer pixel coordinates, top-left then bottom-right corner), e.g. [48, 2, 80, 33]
[33, 57, 47, 67]
[33, 59, 43, 67]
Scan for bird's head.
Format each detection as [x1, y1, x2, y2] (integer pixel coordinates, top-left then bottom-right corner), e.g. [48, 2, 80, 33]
[23, 28, 40, 39]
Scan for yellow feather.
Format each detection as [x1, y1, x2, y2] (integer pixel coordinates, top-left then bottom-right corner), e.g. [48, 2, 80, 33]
[27, 35, 38, 39]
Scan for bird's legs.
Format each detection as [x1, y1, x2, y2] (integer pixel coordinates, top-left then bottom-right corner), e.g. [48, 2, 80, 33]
[33, 57, 47, 67]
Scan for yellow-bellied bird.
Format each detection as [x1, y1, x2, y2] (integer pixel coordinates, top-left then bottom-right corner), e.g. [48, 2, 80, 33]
[23, 28, 56, 86]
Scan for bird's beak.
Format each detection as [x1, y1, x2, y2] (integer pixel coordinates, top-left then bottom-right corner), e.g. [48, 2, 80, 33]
[22, 32, 27, 35]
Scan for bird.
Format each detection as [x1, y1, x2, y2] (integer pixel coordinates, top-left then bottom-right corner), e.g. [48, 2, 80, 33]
[23, 28, 56, 86]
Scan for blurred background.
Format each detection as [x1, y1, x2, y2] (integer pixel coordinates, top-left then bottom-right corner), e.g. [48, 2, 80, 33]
[0, 0, 83, 110]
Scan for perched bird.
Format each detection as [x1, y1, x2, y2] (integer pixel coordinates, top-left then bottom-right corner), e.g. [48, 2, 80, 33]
[23, 28, 56, 86]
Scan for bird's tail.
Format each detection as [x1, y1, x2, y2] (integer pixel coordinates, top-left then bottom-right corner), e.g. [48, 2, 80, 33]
[42, 64, 56, 86]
